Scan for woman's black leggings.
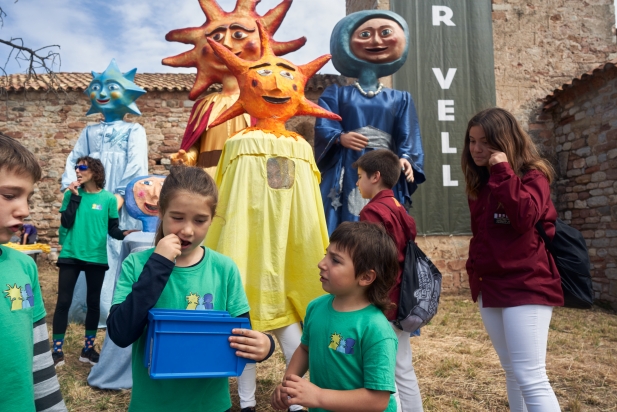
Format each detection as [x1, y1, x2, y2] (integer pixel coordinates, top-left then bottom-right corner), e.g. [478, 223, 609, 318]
[52, 264, 107, 335]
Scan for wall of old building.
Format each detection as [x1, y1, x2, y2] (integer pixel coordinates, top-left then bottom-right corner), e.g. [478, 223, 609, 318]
[529, 65, 617, 307]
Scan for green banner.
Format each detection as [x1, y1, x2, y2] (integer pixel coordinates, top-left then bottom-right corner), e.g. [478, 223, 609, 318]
[392, 0, 496, 234]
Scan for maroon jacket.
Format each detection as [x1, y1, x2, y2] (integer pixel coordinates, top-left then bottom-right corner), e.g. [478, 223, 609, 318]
[467, 162, 563, 307]
[360, 189, 417, 320]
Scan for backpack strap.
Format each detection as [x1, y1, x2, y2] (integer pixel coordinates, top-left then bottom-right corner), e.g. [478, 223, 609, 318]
[375, 198, 413, 241]
[535, 220, 556, 256]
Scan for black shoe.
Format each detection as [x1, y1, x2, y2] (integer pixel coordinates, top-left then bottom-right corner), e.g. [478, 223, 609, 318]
[52, 351, 65, 368]
[79, 347, 99, 365]
[240, 408, 256, 412]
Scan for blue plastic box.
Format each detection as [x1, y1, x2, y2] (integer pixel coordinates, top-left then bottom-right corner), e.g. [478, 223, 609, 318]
[144, 309, 253, 379]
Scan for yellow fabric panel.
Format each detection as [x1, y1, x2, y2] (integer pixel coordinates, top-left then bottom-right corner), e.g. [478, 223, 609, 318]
[206, 130, 329, 331]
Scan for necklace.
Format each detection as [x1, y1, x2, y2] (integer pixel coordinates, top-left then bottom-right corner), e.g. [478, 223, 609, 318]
[354, 81, 384, 98]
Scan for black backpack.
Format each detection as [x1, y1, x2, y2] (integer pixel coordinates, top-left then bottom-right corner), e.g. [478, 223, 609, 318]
[535, 219, 593, 309]
[379, 201, 442, 332]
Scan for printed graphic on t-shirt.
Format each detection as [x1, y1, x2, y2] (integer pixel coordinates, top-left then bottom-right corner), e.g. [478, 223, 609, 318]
[494, 213, 511, 225]
[186, 292, 214, 310]
[328, 332, 356, 355]
[3, 283, 34, 311]
[92, 204, 103, 210]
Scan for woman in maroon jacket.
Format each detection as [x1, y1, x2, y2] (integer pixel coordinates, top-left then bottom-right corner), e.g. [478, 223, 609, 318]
[462, 108, 562, 411]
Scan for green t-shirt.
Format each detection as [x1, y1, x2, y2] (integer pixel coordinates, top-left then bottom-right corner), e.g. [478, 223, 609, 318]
[112, 247, 250, 412]
[301, 294, 398, 412]
[0, 246, 46, 412]
[59, 188, 118, 264]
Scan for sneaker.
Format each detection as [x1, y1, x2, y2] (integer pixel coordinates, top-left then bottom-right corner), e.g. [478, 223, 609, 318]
[240, 408, 256, 412]
[79, 347, 99, 365]
[52, 351, 65, 368]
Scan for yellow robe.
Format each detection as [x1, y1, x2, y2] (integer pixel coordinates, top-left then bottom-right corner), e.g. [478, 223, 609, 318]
[205, 129, 328, 331]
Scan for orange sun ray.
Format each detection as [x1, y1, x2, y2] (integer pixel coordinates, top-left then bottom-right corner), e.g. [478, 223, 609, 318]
[162, 0, 306, 100]
[207, 22, 341, 137]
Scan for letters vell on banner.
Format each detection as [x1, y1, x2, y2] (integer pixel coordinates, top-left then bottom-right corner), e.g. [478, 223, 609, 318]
[391, 0, 496, 235]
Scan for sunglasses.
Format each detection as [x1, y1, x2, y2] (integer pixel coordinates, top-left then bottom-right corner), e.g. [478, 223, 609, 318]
[75, 165, 89, 171]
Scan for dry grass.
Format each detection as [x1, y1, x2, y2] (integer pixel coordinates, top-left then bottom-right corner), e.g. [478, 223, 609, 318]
[38, 261, 617, 411]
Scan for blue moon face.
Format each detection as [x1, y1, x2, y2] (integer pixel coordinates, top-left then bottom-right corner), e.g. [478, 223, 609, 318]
[89, 80, 127, 114]
[84, 58, 145, 122]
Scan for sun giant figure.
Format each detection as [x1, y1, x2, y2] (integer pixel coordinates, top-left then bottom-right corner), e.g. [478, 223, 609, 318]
[204, 24, 339, 405]
[163, 0, 306, 177]
[60, 59, 148, 327]
[315, 10, 426, 234]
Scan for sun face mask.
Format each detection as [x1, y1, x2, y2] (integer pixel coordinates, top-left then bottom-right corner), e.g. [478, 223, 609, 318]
[208, 22, 342, 137]
[125, 175, 166, 232]
[84, 59, 146, 122]
[162, 0, 306, 100]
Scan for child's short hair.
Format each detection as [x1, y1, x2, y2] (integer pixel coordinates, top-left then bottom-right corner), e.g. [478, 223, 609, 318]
[154, 165, 218, 244]
[330, 221, 398, 313]
[352, 149, 401, 189]
[0, 133, 42, 182]
[76, 156, 106, 189]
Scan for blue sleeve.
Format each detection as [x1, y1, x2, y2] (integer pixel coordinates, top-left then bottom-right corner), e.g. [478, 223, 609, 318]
[314, 85, 344, 170]
[395, 93, 425, 185]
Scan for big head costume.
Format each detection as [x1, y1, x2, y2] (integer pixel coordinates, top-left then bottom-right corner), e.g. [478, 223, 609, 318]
[315, 10, 426, 234]
[88, 175, 165, 390]
[60, 59, 148, 326]
[163, 0, 305, 176]
[205, 22, 338, 332]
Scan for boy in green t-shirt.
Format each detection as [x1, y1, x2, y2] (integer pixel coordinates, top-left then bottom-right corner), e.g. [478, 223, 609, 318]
[0, 134, 66, 411]
[271, 222, 400, 412]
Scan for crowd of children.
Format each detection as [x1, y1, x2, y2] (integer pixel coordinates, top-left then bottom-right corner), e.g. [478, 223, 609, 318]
[0, 105, 564, 412]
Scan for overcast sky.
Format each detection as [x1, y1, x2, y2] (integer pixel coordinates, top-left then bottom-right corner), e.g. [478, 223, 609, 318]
[1, 0, 346, 76]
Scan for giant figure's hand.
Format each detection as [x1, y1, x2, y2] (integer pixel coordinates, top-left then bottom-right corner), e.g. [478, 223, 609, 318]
[339, 132, 369, 151]
[170, 150, 193, 166]
[115, 194, 125, 211]
[400, 158, 414, 182]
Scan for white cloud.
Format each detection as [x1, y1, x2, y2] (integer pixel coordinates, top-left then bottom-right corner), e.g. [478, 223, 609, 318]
[1, 0, 345, 75]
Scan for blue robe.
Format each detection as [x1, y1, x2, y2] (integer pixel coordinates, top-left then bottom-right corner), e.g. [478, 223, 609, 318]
[315, 85, 425, 234]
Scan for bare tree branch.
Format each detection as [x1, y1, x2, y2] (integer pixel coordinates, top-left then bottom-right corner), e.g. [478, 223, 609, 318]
[0, 1, 64, 115]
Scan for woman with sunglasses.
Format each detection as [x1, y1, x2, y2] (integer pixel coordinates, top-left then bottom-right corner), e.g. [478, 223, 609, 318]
[52, 157, 136, 367]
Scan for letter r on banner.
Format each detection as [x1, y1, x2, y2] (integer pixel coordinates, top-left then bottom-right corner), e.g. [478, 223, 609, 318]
[432, 6, 455, 26]
[443, 165, 458, 187]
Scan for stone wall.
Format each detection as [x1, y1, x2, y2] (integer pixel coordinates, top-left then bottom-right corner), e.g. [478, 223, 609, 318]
[493, 0, 617, 126]
[1, 90, 193, 248]
[529, 65, 617, 307]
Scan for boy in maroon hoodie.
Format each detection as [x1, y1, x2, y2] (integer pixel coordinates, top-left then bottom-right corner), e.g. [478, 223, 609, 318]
[353, 149, 423, 412]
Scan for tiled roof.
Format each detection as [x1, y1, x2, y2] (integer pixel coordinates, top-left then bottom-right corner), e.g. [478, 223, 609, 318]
[3, 72, 348, 93]
[544, 58, 617, 106]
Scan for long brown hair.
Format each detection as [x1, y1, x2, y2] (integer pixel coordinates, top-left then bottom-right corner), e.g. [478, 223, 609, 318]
[461, 107, 554, 199]
[154, 166, 218, 244]
[329, 221, 398, 314]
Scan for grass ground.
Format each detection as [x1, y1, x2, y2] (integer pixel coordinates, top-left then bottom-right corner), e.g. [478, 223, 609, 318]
[38, 261, 617, 411]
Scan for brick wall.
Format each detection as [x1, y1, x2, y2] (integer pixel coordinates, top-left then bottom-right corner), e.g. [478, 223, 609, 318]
[529, 65, 617, 307]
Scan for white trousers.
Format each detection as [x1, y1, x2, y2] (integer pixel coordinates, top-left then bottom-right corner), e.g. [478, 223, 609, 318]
[390, 324, 424, 412]
[479, 295, 561, 412]
[237, 322, 303, 410]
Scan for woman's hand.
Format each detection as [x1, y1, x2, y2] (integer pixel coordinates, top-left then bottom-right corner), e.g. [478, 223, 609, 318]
[488, 149, 508, 167]
[280, 374, 321, 409]
[339, 132, 369, 151]
[400, 158, 414, 182]
[68, 181, 80, 196]
[229, 329, 271, 361]
[154, 234, 182, 262]
[122, 229, 139, 237]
